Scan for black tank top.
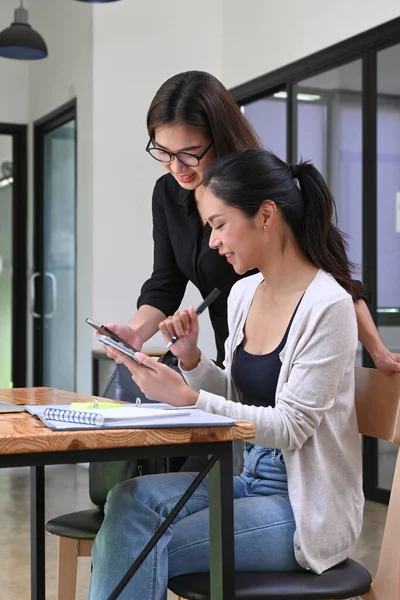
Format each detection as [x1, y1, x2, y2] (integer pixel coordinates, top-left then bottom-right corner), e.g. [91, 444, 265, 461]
[233, 299, 302, 408]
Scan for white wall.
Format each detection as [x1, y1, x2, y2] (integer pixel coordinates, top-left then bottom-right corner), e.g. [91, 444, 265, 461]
[92, 0, 223, 357]
[0, 0, 29, 123]
[222, 0, 400, 88]
[27, 0, 93, 392]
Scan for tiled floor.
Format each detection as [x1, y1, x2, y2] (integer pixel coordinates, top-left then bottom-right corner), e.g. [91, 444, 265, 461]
[0, 464, 387, 599]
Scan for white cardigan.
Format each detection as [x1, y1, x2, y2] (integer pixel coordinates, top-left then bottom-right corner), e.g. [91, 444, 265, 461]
[182, 270, 364, 574]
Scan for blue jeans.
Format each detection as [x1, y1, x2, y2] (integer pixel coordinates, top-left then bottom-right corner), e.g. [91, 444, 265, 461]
[89, 443, 301, 600]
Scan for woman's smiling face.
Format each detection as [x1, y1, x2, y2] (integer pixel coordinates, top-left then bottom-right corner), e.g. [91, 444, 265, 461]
[152, 124, 216, 190]
[205, 189, 267, 275]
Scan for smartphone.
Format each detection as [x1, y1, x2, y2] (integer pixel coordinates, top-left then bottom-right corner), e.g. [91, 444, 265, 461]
[94, 334, 153, 370]
[86, 318, 138, 352]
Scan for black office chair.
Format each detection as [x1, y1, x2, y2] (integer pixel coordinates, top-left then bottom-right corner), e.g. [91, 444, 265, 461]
[168, 562, 372, 600]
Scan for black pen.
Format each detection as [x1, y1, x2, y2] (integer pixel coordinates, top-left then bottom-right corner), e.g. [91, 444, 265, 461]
[165, 288, 221, 349]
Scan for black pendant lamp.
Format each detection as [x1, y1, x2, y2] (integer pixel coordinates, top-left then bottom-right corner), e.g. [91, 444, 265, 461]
[0, 1, 47, 60]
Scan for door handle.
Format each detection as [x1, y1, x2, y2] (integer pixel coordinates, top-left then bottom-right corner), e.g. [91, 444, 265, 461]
[44, 272, 57, 318]
[30, 272, 41, 318]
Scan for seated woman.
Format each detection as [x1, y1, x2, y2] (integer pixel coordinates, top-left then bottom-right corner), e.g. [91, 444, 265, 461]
[89, 149, 364, 600]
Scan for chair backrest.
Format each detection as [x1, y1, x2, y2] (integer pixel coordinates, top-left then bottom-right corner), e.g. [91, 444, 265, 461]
[354, 367, 400, 600]
[355, 367, 400, 443]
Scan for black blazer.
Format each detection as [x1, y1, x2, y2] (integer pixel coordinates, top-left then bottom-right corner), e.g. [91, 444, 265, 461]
[137, 174, 248, 365]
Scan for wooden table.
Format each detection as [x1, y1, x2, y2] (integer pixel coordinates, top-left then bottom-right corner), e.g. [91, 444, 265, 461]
[0, 387, 255, 600]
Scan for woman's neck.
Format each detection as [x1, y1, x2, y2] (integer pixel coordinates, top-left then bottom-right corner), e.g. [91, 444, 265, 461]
[194, 184, 205, 202]
[258, 241, 318, 299]
[194, 185, 208, 227]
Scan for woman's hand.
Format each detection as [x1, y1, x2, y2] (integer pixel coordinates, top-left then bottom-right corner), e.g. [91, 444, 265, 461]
[111, 349, 199, 406]
[355, 299, 400, 374]
[371, 348, 400, 374]
[159, 306, 201, 368]
[99, 323, 143, 361]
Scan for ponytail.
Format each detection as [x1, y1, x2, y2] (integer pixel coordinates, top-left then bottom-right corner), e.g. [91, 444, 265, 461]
[291, 161, 356, 298]
[204, 149, 356, 299]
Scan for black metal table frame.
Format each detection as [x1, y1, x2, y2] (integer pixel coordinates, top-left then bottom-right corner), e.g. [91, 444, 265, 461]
[0, 440, 235, 600]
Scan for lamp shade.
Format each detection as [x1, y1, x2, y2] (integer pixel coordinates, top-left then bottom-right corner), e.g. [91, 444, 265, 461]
[0, 7, 47, 60]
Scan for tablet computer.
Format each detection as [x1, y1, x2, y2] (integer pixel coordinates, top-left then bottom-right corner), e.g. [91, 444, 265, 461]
[0, 400, 26, 413]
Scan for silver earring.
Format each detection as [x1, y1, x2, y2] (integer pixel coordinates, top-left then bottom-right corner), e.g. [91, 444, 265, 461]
[263, 225, 267, 230]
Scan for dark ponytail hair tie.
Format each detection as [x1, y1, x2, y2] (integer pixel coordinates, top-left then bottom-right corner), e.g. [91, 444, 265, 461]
[290, 164, 300, 179]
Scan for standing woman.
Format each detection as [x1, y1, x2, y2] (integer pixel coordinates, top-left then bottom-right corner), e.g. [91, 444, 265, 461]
[104, 70, 399, 398]
[106, 70, 260, 373]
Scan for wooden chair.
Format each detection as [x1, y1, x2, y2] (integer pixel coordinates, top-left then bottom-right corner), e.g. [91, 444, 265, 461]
[169, 367, 400, 600]
[45, 460, 137, 600]
[46, 367, 400, 600]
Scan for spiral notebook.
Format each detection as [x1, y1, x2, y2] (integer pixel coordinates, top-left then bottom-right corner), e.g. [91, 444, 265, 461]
[25, 404, 235, 431]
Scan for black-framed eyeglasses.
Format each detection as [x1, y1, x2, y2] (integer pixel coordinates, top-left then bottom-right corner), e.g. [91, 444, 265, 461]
[145, 140, 214, 168]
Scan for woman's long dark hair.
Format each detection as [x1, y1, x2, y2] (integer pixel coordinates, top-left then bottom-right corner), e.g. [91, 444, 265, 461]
[203, 149, 356, 298]
[147, 71, 261, 157]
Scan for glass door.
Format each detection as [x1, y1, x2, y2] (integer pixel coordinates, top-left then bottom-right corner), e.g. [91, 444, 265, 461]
[0, 126, 27, 388]
[32, 103, 77, 391]
[0, 135, 14, 388]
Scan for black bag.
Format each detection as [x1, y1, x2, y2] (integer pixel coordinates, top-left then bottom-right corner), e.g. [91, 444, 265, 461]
[89, 458, 169, 509]
[102, 351, 180, 404]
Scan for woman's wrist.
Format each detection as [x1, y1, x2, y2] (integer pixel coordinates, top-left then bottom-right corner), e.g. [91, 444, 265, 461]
[370, 343, 388, 362]
[179, 387, 199, 407]
[122, 325, 144, 352]
[129, 305, 166, 345]
[361, 330, 386, 361]
[179, 348, 201, 372]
